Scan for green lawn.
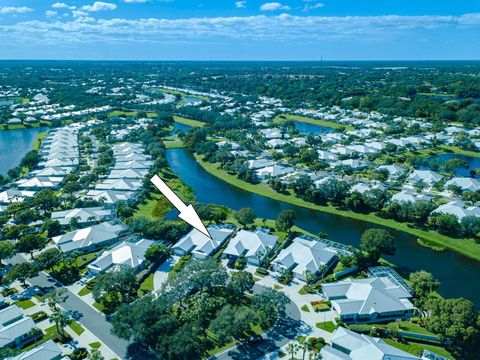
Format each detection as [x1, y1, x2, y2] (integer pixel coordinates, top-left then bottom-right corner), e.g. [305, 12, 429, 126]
[92, 302, 105, 313]
[89, 341, 102, 350]
[68, 321, 85, 336]
[316, 321, 339, 333]
[173, 115, 205, 127]
[194, 154, 480, 262]
[32, 131, 48, 150]
[164, 140, 185, 148]
[22, 325, 56, 351]
[384, 339, 454, 359]
[301, 304, 310, 312]
[15, 299, 36, 310]
[139, 273, 155, 293]
[273, 113, 354, 131]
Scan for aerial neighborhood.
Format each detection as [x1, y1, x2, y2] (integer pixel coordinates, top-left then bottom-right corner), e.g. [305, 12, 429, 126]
[0, 61, 478, 360]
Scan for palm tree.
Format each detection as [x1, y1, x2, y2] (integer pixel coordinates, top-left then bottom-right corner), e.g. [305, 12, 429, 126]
[286, 343, 299, 360]
[297, 337, 309, 360]
[50, 310, 72, 337]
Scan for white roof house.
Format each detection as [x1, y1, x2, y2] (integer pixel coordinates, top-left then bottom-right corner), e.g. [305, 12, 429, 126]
[272, 237, 338, 281]
[444, 177, 480, 192]
[407, 170, 443, 187]
[350, 182, 387, 194]
[52, 222, 127, 253]
[320, 327, 419, 360]
[51, 207, 114, 226]
[172, 225, 235, 259]
[87, 238, 155, 274]
[377, 165, 407, 180]
[108, 168, 148, 179]
[246, 159, 274, 170]
[30, 167, 72, 178]
[322, 277, 416, 323]
[391, 189, 432, 203]
[223, 229, 278, 266]
[112, 160, 154, 170]
[432, 200, 480, 221]
[16, 177, 63, 190]
[85, 189, 135, 204]
[115, 153, 151, 162]
[6, 339, 63, 360]
[0, 189, 35, 204]
[95, 178, 142, 192]
[0, 305, 37, 348]
[255, 164, 294, 180]
[318, 150, 339, 162]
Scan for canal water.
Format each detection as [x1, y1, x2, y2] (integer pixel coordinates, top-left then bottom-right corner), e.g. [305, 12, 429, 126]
[0, 127, 48, 175]
[166, 147, 480, 306]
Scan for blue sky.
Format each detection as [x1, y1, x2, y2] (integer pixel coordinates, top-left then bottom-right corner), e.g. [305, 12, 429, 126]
[0, 1, 479, 60]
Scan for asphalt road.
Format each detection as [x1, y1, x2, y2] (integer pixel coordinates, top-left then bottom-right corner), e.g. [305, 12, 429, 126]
[9, 255, 129, 359]
[211, 284, 304, 360]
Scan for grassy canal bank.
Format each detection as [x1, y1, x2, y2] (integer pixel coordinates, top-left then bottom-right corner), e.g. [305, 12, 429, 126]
[192, 153, 480, 263]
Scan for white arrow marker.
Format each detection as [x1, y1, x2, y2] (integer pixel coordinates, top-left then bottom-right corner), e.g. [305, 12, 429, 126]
[150, 175, 212, 239]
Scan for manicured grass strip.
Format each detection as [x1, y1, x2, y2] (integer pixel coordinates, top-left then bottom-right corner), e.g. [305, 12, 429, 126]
[78, 286, 91, 297]
[173, 115, 205, 128]
[93, 302, 105, 313]
[301, 304, 310, 312]
[274, 113, 354, 131]
[316, 321, 338, 333]
[68, 321, 85, 336]
[193, 154, 480, 263]
[15, 299, 35, 310]
[384, 339, 454, 359]
[89, 341, 102, 350]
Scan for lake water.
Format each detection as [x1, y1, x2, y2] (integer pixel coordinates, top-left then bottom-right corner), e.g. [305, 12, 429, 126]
[170, 122, 192, 135]
[182, 95, 203, 104]
[166, 147, 480, 306]
[0, 100, 15, 106]
[293, 121, 333, 135]
[0, 127, 48, 175]
[423, 153, 480, 177]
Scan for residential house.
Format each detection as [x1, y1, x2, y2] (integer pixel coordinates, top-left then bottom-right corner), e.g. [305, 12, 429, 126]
[320, 327, 419, 360]
[432, 200, 480, 221]
[444, 177, 480, 192]
[317, 150, 339, 162]
[322, 277, 416, 323]
[246, 159, 274, 170]
[223, 229, 278, 266]
[272, 236, 338, 281]
[172, 225, 235, 259]
[51, 207, 114, 226]
[0, 305, 38, 349]
[0, 189, 35, 204]
[407, 170, 443, 187]
[108, 169, 148, 179]
[391, 190, 432, 203]
[6, 340, 63, 360]
[85, 189, 135, 204]
[95, 178, 142, 192]
[52, 222, 128, 253]
[255, 164, 294, 180]
[377, 165, 407, 180]
[87, 238, 155, 275]
[16, 177, 63, 190]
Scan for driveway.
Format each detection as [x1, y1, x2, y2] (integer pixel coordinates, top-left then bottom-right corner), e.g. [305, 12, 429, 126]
[153, 256, 178, 291]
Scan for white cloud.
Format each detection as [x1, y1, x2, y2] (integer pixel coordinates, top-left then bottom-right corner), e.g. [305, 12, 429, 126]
[46, 10, 58, 17]
[123, 0, 150, 3]
[82, 2, 117, 12]
[303, 2, 324, 12]
[0, 13, 479, 47]
[260, 2, 290, 11]
[52, 2, 69, 8]
[0, 6, 33, 15]
[235, 1, 246, 9]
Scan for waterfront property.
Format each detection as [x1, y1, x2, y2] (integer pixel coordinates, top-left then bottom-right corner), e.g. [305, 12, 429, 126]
[172, 224, 235, 259]
[223, 229, 278, 266]
[322, 277, 416, 323]
[271, 236, 338, 281]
